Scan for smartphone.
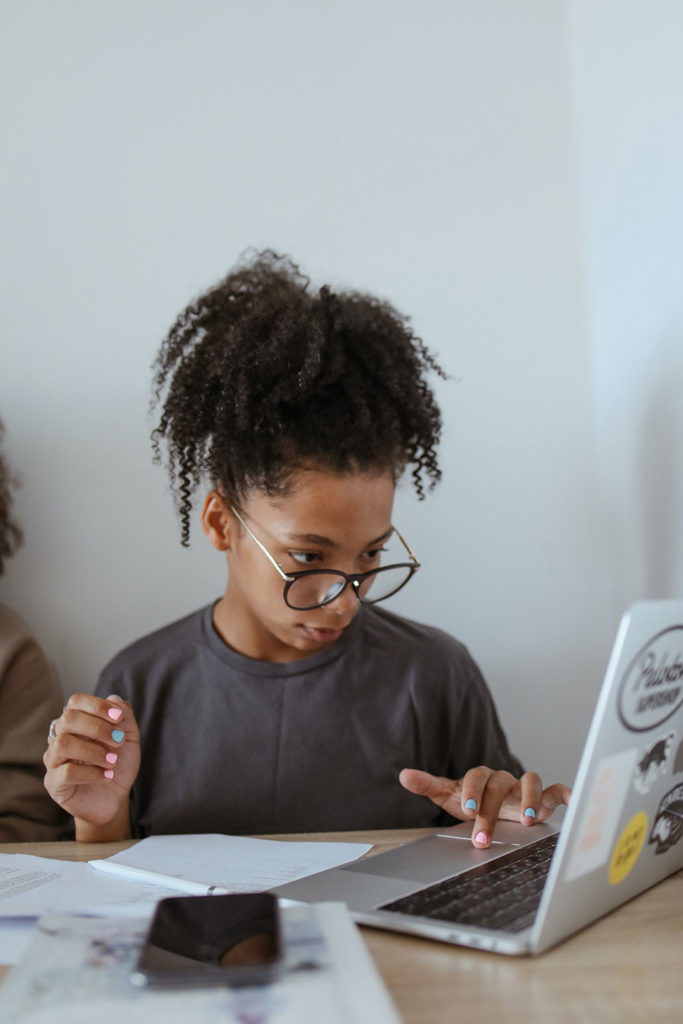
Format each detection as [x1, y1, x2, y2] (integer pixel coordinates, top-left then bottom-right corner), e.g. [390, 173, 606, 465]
[130, 892, 283, 988]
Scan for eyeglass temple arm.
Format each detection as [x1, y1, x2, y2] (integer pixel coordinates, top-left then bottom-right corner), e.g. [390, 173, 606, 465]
[230, 506, 295, 582]
[393, 526, 420, 566]
[232, 505, 418, 576]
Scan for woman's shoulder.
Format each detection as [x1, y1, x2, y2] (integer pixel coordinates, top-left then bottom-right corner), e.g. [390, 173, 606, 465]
[0, 602, 32, 640]
[360, 604, 475, 665]
[98, 604, 212, 685]
[0, 603, 45, 667]
[357, 606, 490, 709]
[0, 603, 60, 702]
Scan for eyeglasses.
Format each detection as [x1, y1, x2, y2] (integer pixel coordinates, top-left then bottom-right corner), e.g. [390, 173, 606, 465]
[231, 506, 420, 611]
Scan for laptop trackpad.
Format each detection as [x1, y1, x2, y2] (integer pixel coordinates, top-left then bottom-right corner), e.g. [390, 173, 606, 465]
[340, 835, 517, 885]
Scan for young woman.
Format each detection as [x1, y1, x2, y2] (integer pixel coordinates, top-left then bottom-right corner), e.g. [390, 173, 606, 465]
[44, 252, 569, 844]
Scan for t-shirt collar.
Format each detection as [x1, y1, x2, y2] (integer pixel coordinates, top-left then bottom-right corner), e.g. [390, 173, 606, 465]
[201, 601, 364, 677]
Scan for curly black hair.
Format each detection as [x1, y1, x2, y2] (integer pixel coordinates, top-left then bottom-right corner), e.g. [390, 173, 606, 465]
[151, 251, 447, 546]
[0, 418, 24, 575]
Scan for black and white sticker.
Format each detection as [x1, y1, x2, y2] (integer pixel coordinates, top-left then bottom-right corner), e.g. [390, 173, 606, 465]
[618, 626, 683, 732]
[634, 731, 676, 794]
[648, 783, 683, 854]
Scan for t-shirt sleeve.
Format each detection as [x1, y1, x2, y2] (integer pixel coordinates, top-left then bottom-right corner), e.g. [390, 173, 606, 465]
[95, 661, 132, 703]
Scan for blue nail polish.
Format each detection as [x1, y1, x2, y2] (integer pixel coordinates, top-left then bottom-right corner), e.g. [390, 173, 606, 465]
[524, 807, 536, 819]
[111, 729, 125, 743]
[465, 799, 477, 811]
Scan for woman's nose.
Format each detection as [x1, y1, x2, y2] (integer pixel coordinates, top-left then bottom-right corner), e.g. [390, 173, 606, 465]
[329, 579, 360, 615]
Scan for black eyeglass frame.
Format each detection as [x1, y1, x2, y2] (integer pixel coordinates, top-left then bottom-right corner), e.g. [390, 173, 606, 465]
[230, 506, 420, 611]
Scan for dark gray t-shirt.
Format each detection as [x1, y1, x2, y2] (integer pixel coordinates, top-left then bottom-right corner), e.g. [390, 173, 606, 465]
[96, 604, 523, 837]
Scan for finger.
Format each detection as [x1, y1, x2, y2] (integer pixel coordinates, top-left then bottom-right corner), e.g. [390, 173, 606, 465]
[59, 705, 129, 751]
[43, 697, 116, 763]
[537, 782, 572, 821]
[44, 731, 121, 774]
[399, 768, 463, 817]
[58, 693, 137, 751]
[459, 766, 495, 820]
[517, 772, 543, 825]
[471, 771, 519, 847]
[63, 692, 129, 725]
[53, 760, 121, 791]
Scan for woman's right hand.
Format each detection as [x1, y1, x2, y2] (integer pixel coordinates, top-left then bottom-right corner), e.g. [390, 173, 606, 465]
[43, 694, 141, 839]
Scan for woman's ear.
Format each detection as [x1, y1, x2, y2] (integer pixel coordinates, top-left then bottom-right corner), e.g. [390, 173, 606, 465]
[201, 491, 232, 551]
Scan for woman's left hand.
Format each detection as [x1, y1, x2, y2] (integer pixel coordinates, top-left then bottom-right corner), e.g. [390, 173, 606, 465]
[399, 766, 571, 848]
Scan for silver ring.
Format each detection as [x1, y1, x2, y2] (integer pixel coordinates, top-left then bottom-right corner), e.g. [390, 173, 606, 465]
[48, 718, 58, 741]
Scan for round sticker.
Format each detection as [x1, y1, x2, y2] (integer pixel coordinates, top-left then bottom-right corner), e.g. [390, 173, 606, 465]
[609, 812, 648, 885]
[617, 626, 683, 732]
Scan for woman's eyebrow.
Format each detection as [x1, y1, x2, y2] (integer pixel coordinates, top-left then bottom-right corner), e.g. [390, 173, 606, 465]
[285, 532, 336, 548]
[285, 528, 394, 548]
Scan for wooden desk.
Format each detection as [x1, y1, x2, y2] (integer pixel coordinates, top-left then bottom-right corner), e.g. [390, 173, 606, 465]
[1, 829, 682, 1023]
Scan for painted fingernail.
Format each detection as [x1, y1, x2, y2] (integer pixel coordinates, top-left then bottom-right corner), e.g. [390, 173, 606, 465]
[524, 807, 536, 819]
[105, 752, 118, 765]
[475, 831, 489, 846]
[111, 729, 125, 743]
[108, 707, 123, 721]
[465, 799, 477, 811]
[104, 769, 115, 779]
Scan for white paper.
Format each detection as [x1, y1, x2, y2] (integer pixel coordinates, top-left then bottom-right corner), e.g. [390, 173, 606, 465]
[0, 919, 37, 966]
[0, 904, 400, 1024]
[89, 833, 371, 893]
[0, 856, 182, 919]
[0, 835, 370, 919]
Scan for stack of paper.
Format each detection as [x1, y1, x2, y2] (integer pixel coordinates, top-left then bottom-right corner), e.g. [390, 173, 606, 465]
[0, 834, 400, 1022]
[0, 833, 371, 922]
[0, 903, 400, 1023]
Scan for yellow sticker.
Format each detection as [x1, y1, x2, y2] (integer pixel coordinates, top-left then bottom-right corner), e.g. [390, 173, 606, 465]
[608, 812, 648, 885]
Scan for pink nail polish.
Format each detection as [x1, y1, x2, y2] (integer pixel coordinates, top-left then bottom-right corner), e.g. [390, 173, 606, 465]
[107, 707, 123, 721]
[475, 831, 489, 846]
[104, 769, 115, 779]
[105, 752, 118, 764]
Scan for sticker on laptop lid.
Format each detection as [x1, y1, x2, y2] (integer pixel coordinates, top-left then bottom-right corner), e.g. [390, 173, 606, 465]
[648, 783, 683, 854]
[618, 626, 683, 732]
[565, 748, 638, 883]
[634, 731, 676, 794]
[609, 812, 648, 885]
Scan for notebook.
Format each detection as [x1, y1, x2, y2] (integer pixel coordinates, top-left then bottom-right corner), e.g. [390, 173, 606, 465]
[272, 600, 683, 954]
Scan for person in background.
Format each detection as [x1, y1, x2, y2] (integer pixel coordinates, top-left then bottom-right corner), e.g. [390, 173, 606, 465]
[0, 418, 68, 840]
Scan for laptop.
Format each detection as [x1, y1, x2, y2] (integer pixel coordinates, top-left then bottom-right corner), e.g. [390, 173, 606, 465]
[272, 600, 683, 954]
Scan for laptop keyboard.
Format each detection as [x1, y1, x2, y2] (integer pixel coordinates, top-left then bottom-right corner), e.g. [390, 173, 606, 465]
[378, 832, 559, 933]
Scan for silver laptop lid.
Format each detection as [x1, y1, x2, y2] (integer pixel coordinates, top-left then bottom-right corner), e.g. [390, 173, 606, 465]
[531, 600, 683, 952]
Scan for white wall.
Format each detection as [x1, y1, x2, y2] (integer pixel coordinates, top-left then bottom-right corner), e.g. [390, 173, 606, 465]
[568, 1, 683, 612]
[1, 1, 681, 789]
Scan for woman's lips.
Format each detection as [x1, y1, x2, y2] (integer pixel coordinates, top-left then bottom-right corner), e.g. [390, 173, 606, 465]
[301, 624, 347, 643]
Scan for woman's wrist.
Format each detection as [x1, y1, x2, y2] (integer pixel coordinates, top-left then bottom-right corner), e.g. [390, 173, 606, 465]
[74, 806, 131, 842]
